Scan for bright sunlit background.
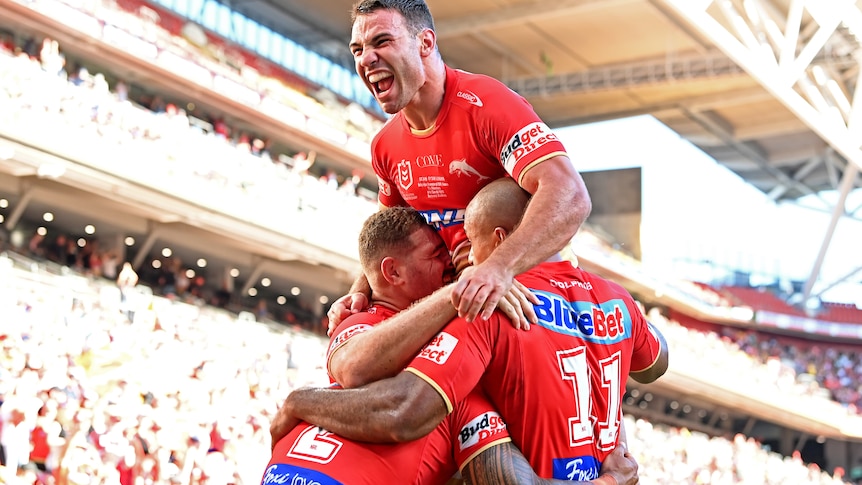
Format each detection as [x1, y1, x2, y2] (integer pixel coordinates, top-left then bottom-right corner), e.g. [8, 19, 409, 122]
[558, 115, 862, 306]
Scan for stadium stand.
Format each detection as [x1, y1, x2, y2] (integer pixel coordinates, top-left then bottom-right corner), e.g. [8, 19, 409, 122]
[1, 0, 861, 482]
[0, 251, 857, 484]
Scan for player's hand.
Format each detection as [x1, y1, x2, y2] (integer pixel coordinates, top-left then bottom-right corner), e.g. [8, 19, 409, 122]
[269, 400, 301, 452]
[596, 443, 639, 485]
[451, 260, 514, 322]
[495, 280, 539, 330]
[326, 292, 370, 335]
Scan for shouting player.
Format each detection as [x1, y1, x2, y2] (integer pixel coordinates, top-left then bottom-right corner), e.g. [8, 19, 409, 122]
[328, 0, 592, 329]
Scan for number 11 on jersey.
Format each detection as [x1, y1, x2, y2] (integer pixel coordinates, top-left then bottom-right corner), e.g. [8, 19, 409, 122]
[557, 347, 622, 451]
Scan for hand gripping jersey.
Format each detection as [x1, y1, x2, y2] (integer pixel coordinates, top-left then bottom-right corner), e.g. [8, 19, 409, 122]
[406, 261, 664, 480]
[263, 306, 511, 485]
[372, 66, 568, 269]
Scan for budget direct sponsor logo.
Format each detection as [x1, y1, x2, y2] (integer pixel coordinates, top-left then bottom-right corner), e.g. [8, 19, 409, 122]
[500, 122, 559, 173]
[417, 332, 458, 364]
[456, 90, 483, 107]
[552, 456, 600, 481]
[458, 412, 507, 450]
[533, 293, 630, 343]
[327, 324, 372, 356]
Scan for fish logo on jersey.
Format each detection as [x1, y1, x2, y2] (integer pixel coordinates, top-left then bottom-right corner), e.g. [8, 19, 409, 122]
[449, 159, 488, 182]
[398, 159, 413, 190]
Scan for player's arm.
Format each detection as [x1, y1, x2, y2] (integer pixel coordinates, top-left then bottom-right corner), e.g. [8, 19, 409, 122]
[452, 156, 591, 321]
[629, 320, 669, 384]
[497, 155, 590, 278]
[329, 284, 458, 388]
[283, 371, 448, 443]
[464, 442, 638, 485]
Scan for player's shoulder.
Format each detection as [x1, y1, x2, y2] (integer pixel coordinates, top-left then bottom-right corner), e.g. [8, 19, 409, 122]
[370, 114, 404, 148]
[576, 266, 635, 299]
[327, 311, 385, 352]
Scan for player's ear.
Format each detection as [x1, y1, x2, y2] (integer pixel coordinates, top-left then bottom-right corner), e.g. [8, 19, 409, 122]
[493, 227, 508, 248]
[380, 256, 399, 284]
[418, 28, 436, 57]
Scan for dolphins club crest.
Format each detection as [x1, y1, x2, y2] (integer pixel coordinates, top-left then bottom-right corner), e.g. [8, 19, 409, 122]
[398, 159, 413, 190]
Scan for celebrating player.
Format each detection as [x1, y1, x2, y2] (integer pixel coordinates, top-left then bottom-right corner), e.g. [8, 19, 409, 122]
[328, 0, 592, 329]
[266, 206, 638, 484]
[277, 179, 668, 481]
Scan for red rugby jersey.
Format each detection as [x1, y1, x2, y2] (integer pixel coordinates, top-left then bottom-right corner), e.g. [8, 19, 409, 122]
[372, 66, 568, 264]
[406, 261, 663, 480]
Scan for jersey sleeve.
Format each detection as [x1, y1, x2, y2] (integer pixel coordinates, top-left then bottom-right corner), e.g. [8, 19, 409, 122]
[448, 390, 511, 472]
[627, 301, 663, 373]
[404, 316, 495, 414]
[476, 86, 568, 185]
[325, 317, 375, 381]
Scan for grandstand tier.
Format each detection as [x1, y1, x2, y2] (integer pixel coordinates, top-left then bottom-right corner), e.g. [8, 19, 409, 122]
[1, 0, 861, 482]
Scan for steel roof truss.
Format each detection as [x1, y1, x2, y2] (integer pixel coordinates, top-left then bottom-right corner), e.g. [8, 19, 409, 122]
[658, 0, 862, 169]
[506, 50, 746, 97]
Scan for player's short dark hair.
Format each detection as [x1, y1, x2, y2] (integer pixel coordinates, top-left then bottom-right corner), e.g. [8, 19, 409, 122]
[358, 206, 429, 271]
[351, 0, 435, 34]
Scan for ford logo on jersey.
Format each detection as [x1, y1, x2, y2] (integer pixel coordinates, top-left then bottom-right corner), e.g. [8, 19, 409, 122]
[552, 456, 601, 481]
[261, 464, 343, 485]
[532, 292, 631, 344]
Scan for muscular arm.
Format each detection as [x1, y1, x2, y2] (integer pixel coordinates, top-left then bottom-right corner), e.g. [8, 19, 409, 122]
[495, 156, 591, 276]
[329, 285, 457, 388]
[464, 442, 637, 485]
[284, 372, 448, 443]
[629, 321, 669, 384]
[452, 157, 591, 321]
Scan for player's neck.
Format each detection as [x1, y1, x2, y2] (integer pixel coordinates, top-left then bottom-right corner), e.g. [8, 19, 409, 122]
[403, 59, 446, 131]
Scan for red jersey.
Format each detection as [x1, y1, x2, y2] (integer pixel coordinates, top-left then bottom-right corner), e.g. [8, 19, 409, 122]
[406, 261, 663, 480]
[262, 306, 511, 484]
[372, 66, 568, 263]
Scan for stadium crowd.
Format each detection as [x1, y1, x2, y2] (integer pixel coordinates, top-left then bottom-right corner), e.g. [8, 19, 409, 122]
[0, 252, 857, 484]
[0, 34, 378, 261]
[0, 1, 860, 482]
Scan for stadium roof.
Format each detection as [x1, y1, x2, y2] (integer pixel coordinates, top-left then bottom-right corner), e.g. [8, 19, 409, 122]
[231, 0, 862, 301]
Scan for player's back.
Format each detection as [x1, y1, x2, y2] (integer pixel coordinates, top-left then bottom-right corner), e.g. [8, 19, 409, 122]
[481, 260, 656, 480]
[265, 423, 430, 485]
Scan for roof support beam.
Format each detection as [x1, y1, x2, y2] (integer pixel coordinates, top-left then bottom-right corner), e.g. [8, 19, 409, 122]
[684, 109, 819, 198]
[4, 179, 34, 232]
[240, 255, 265, 296]
[767, 154, 825, 201]
[812, 263, 862, 300]
[506, 50, 746, 97]
[131, 221, 163, 270]
[802, 163, 859, 302]
[655, 0, 862, 172]
[657, 0, 862, 301]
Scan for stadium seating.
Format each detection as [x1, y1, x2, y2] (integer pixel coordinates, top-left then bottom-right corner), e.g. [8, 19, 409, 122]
[0, 251, 855, 484]
[0, 0, 860, 482]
